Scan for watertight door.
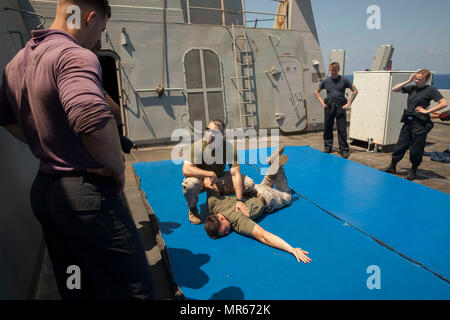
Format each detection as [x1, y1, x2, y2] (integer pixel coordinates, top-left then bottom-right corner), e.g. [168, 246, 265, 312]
[274, 56, 307, 133]
[184, 48, 225, 129]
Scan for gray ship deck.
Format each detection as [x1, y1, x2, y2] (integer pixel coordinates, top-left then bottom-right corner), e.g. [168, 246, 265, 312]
[34, 118, 450, 299]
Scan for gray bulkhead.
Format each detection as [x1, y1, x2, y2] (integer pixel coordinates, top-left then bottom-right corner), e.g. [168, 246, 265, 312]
[21, 0, 326, 145]
[0, 1, 42, 299]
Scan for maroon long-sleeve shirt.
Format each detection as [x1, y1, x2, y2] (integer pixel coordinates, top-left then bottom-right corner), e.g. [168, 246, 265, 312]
[0, 29, 113, 173]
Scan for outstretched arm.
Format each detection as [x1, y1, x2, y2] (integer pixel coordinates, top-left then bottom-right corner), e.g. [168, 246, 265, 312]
[251, 224, 311, 263]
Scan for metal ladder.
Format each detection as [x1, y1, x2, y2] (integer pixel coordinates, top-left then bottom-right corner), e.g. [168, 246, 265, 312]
[231, 23, 255, 129]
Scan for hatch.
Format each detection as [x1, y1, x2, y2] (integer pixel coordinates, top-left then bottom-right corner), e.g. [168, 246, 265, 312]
[183, 48, 226, 129]
[273, 56, 307, 133]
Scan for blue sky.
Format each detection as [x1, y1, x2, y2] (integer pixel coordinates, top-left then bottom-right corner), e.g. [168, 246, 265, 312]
[245, 0, 450, 74]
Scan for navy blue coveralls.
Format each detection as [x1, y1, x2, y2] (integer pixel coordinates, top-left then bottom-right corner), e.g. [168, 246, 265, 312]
[391, 84, 443, 168]
[319, 76, 353, 152]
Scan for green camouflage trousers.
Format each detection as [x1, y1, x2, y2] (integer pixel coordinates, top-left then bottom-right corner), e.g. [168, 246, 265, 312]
[182, 172, 255, 209]
[256, 168, 292, 213]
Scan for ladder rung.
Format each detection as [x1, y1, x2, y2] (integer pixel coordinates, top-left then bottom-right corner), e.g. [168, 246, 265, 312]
[240, 114, 253, 117]
[240, 100, 253, 104]
[239, 88, 251, 91]
[231, 76, 250, 79]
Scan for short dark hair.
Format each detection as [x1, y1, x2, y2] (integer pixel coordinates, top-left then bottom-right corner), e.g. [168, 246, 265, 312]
[63, 0, 111, 18]
[208, 119, 225, 133]
[204, 215, 222, 239]
[329, 62, 340, 70]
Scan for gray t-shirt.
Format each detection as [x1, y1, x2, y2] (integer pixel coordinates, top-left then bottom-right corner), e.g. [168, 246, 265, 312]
[0, 30, 113, 173]
[319, 76, 352, 103]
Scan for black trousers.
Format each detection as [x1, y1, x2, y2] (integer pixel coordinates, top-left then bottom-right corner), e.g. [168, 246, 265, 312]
[391, 118, 428, 167]
[323, 101, 349, 152]
[30, 171, 154, 300]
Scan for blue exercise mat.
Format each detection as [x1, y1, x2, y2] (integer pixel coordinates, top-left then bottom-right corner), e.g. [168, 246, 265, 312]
[243, 145, 450, 282]
[239, 146, 450, 282]
[133, 151, 450, 299]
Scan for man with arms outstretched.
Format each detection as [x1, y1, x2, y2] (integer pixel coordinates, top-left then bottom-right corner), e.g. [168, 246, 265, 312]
[203, 157, 311, 264]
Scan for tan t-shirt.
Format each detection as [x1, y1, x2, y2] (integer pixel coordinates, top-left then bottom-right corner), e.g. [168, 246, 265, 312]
[184, 138, 239, 178]
[207, 190, 265, 237]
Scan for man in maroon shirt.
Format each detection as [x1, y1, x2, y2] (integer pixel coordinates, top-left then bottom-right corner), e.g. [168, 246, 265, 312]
[0, 0, 154, 299]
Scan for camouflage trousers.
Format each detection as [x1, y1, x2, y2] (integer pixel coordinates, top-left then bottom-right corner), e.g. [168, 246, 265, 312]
[182, 172, 255, 209]
[255, 168, 292, 213]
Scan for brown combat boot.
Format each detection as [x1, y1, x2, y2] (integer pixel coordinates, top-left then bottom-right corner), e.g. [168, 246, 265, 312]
[275, 167, 290, 193]
[262, 154, 288, 186]
[188, 207, 201, 225]
[265, 154, 288, 176]
[266, 146, 285, 164]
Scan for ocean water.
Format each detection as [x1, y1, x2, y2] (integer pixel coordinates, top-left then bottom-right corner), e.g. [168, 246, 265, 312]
[433, 74, 450, 89]
[345, 74, 450, 89]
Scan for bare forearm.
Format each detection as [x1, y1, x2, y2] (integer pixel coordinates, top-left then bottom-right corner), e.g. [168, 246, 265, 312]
[392, 80, 411, 92]
[427, 99, 448, 114]
[104, 93, 122, 126]
[3, 124, 26, 143]
[348, 89, 358, 104]
[258, 228, 294, 254]
[231, 171, 244, 198]
[80, 118, 125, 175]
[314, 89, 325, 105]
[183, 164, 214, 178]
[252, 225, 311, 263]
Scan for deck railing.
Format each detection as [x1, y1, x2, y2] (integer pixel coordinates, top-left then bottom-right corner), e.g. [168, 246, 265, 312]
[184, 0, 287, 28]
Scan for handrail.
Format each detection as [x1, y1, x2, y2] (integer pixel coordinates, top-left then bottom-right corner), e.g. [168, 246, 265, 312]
[135, 88, 184, 93]
[3, 6, 46, 29]
[185, 1, 286, 26]
[187, 6, 286, 17]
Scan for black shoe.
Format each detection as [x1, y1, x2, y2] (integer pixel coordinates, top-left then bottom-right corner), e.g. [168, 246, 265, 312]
[406, 169, 417, 181]
[324, 147, 332, 153]
[383, 163, 396, 174]
[340, 150, 349, 158]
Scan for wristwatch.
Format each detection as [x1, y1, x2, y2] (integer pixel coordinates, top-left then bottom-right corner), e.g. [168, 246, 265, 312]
[236, 198, 244, 202]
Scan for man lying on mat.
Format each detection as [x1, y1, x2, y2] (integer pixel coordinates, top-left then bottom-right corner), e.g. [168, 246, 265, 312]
[203, 155, 311, 264]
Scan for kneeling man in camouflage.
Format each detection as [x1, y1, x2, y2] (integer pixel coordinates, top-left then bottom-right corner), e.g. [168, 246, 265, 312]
[182, 119, 255, 224]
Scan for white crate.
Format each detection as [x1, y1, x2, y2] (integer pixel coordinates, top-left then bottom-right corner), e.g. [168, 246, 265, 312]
[349, 71, 431, 146]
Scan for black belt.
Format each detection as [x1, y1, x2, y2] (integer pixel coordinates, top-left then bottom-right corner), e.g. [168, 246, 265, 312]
[258, 194, 267, 206]
[39, 170, 114, 183]
[39, 170, 85, 177]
